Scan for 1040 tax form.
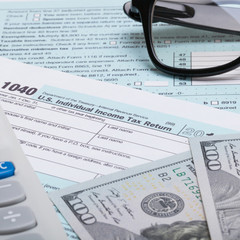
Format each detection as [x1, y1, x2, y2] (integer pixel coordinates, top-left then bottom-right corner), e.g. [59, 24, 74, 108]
[0, 56, 240, 185]
[1, 57, 240, 239]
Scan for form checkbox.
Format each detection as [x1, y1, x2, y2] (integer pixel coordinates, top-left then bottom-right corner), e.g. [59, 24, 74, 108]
[164, 40, 172, 44]
[134, 81, 142, 86]
[33, 13, 41, 21]
[110, 41, 117, 45]
[211, 101, 219, 105]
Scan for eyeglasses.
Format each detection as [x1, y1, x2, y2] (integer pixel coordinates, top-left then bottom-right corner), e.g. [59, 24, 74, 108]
[123, 0, 240, 77]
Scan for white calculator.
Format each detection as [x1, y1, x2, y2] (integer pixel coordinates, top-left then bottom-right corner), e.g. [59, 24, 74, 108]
[0, 104, 68, 240]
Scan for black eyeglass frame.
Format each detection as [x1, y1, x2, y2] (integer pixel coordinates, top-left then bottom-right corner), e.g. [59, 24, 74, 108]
[124, 0, 240, 78]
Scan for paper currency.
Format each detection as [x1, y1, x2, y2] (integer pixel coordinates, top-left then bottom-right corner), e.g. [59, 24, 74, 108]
[49, 152, 210, 240]
[190, 134, 240, 240]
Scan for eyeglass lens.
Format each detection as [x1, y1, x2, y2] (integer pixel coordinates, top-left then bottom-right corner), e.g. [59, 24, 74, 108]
[151, 1, 240, 70]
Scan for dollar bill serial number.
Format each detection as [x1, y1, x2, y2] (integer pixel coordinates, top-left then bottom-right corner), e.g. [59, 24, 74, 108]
[158, 168, 202, 202]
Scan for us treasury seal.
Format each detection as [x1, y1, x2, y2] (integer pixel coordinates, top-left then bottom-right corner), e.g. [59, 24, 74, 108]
[141, 192, 184, 217]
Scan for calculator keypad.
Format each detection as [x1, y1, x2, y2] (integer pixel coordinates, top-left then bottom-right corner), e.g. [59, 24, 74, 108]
[0, 162, 15, 179]
[0, 104, 67, 240]
[0, 206, 37, 234]
[0, 162, 37, 236]
[7, 233, 44, 240]
[0, 181, 26, 207]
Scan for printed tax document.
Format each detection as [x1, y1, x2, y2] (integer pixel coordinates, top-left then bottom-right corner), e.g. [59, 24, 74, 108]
[0, 0, 240, 112]
[1, 57, 240, 239]
[1, 56, 240, 185]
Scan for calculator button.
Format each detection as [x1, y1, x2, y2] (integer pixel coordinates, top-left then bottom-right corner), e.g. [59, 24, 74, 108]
[7, 233, 44, 240]
[0, 181, 26, 207]
[0, 162, 15, 179]
[0, 206, 37, 234]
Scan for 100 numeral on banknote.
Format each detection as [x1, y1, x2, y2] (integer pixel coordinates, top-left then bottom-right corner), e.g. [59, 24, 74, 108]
[190, 134, 240, 240]
[50, 152, 211, 240]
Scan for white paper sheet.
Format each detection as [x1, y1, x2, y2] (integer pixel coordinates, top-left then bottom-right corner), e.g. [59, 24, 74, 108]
[1, 56, 240, 184]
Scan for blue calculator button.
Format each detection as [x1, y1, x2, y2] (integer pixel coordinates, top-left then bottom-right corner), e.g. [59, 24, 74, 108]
[0, 162, 15, 179]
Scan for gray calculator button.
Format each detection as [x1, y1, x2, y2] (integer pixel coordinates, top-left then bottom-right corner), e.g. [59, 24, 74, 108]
[7, 233, 44, 240]
[0, 206, 37, 234]
[0, 181, 26, 207]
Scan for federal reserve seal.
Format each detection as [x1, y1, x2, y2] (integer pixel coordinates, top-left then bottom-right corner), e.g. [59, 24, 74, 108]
[141, 192, 184, 217]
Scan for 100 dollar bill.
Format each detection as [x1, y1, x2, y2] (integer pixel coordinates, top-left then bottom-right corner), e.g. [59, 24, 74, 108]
[190, 134, 240, 240]
[49, 152, 210, 240]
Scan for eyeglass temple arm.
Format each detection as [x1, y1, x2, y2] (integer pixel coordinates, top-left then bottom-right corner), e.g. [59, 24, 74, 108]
[126, 2, 193, 21]
[125, 0, 240, 35]
[162, 0, 216, 5]
[153, 0, 220, 20]
[126, 1, 214, 22]
[127, 0, 239, 21]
